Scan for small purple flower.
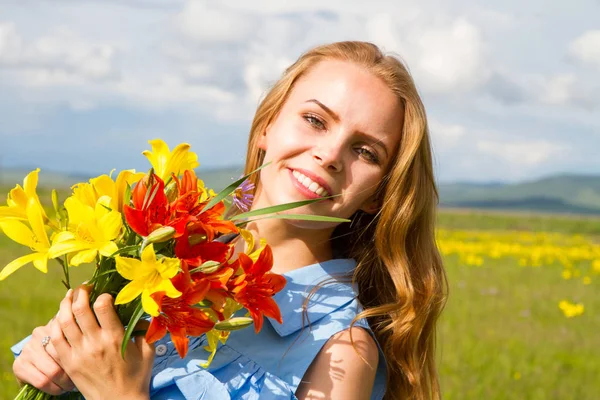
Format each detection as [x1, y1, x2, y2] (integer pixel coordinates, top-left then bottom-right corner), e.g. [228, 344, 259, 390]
[232, 178, 255, 212]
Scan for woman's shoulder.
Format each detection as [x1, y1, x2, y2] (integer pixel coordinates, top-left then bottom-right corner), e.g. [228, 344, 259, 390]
[296, 326, 380, 399]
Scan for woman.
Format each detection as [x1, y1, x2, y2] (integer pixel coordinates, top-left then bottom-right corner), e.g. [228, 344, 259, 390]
[11, 41, 448, 400]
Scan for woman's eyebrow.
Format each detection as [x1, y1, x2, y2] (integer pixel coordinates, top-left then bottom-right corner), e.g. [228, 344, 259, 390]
[305, 98, 390, 159]
[305, 99, 340, 122]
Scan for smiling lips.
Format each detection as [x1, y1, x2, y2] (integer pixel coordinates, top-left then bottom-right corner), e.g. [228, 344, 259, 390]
[291, 169, 331, 197]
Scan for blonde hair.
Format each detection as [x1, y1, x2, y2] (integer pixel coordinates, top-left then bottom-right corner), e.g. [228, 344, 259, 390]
[243, 41, 448, 400]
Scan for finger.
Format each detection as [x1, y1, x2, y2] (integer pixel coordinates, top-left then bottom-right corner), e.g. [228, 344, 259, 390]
[50, 312, 72, 362]
[43, 338, 63, 367]
[93, 293, 124, 333]
[71, 285, 100, 336]
[57, 289, 82, 346]
[14, 361, 65, 396]
[34, 348, 74, 392]
[133, 331, 155, 361]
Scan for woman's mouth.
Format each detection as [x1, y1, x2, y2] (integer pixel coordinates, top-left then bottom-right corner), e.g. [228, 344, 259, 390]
[289, 169, 331, 199]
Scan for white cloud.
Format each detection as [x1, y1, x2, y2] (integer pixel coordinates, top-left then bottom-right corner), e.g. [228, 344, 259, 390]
[429, 120, 466, 146]
[569, 29, 600, 68]
[366, 14, 490, 94]
[176, 1, 257, 43]
[477, 139, 565, 167]
[0, 22, 119, 87]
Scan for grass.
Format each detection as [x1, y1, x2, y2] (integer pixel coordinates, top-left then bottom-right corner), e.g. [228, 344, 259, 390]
[0, 210, 599, 399]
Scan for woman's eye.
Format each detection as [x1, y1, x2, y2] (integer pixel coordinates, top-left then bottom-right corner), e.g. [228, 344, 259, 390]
[357, 147, 379, 164]
[303, 115, 326, 130]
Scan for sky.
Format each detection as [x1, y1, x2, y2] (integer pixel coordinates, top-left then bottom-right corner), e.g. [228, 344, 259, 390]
[0, 0, 599, 183]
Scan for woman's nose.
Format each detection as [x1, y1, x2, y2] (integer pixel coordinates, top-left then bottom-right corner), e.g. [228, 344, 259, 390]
[312, 138, 343, 172]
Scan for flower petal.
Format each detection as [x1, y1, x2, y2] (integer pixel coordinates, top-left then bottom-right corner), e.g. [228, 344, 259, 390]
[145, 318, 167, 344]
[31, 253, 49, 273]
[0, 220, 35, 247]
[156, 257, 181, 279]
[149, 275, 182, 299]
[48, 240, 90, 259]
[115, 256, 145, 280]
[70, 249, 98, 266]
[98, 241, 119, 257]
[169, 325, 189, 358]
[0, 253, 41, 280]
[141, 289, 160, 316]
[26, 199, 50, 249]
[64, 196, 95, 225]
[115, 280, 144, 305]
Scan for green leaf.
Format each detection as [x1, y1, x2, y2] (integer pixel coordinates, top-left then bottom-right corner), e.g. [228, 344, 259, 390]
[121, 300, 145, 359]
[230, 198, 337, 220]
[109, 245, 140, 257]
[235, 213, 350, 226]
[124, 182, 132, 208]
[200, 162, 272, 214]
[86, 269, 117, 285]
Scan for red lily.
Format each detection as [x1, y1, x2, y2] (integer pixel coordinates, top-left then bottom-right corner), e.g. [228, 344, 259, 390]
[174, 234, 232, 267]
[145, 263, 215, 358]
[230, 245, 286, 333]
[123, 173, 170, 237]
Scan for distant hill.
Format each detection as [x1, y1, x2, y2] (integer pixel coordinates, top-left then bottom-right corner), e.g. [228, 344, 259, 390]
[438, 174, 600, 215]
[2, 167, 599, 215]
[0, 166, 245, 192]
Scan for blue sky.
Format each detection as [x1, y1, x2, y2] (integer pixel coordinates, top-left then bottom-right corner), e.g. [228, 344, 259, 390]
[0, 0, 599, 183]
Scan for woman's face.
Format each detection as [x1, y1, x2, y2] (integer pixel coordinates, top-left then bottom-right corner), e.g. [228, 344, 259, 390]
[255, 60, 404, 228]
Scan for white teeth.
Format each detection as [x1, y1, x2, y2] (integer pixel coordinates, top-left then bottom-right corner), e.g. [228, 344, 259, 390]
[291, 170, 329, 196]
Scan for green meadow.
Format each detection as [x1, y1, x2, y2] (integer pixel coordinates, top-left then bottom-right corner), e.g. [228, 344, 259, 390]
[0, 207, 598, 399]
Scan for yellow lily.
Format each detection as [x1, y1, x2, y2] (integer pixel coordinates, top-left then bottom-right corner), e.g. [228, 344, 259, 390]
[114, 244, 181, 316]
[198, 178, 216, 202]
[48, 195, 122, 266]
[238, 229, 267, 262]
[72, 169, 144, 212]
[142, 139, 199, 182]
[0, 169, 47, 222]
[0, 198, 50, 280]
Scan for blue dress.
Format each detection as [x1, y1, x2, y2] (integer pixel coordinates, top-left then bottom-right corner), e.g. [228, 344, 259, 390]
[12, 258, 387, 399]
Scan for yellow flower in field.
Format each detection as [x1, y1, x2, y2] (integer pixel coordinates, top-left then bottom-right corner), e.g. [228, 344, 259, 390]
[558, 300, 584, 318]
[583, 276, 591, 285]
[114, 244, 181, 316]
[72, 170, 144, 212]
[0, 198, 50, 280]
[513, 372, 521, 380]
[0, 169, 47, 223]
[592, 260, 600, 274]
[48, 196, 122, 266]
[562, 270, 572, 280]
[143, 139, 200, 182]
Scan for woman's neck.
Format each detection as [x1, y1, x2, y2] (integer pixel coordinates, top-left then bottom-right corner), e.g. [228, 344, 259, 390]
[240, 218, 334, 274]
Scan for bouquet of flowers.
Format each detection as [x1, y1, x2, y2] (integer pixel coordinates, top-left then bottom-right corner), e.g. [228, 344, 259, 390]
[0, 139, 346, 400]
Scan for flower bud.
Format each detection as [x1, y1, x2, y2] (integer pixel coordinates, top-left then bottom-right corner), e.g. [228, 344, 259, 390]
[165, 180, 179, 203]
[214, 317, 253, 331]
[189, 261, 221, 274]
[145, 226, 176, 244]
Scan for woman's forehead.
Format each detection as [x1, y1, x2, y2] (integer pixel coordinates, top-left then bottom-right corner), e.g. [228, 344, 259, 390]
[288, 60, 404, 137]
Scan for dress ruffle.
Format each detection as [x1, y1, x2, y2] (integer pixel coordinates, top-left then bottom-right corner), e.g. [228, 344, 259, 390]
[150, 335, 298, 400]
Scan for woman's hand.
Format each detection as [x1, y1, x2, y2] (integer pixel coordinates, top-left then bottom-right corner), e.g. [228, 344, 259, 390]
[50, 285, 155, 400]
[12, 319, 75, 395]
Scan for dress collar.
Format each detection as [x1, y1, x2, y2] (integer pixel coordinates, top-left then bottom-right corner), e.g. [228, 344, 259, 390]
[267, 258, 358, 337]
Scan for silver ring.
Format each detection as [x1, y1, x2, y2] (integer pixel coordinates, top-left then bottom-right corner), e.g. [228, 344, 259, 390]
[41, 335, 51, 349]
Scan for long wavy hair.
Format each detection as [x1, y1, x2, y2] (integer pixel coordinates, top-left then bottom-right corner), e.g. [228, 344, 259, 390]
[242, 41, 448, 400]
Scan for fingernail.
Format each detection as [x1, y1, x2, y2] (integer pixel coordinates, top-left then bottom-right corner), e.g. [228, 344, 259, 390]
[66, 288, 73, 297]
